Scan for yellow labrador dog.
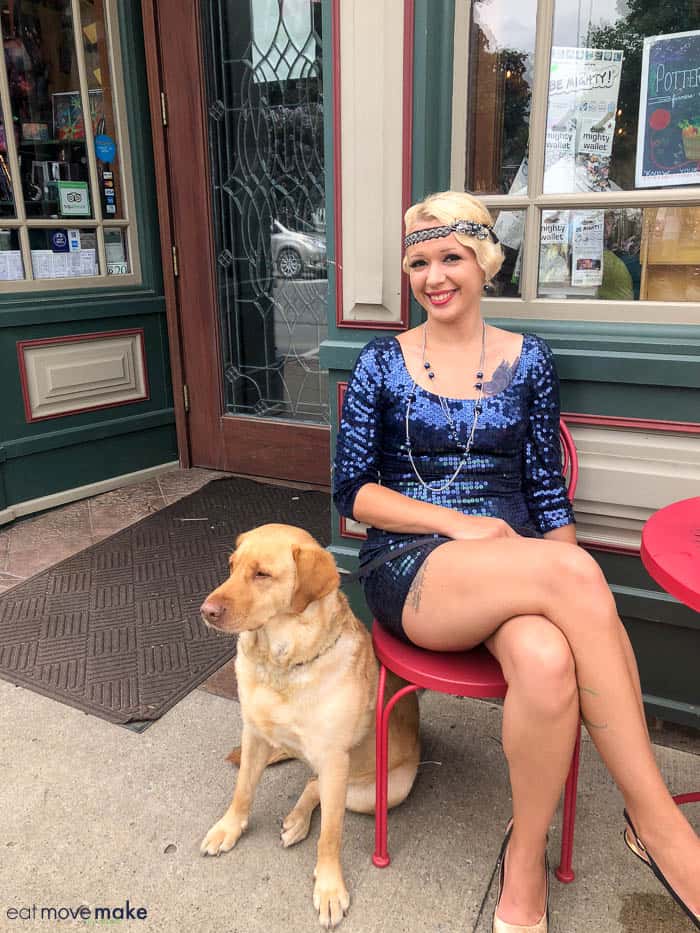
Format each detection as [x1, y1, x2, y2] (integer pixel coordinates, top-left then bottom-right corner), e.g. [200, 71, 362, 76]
[199, 523, 420, 928]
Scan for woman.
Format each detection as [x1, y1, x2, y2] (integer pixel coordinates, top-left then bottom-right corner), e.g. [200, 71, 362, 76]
[332, 190, 699, 933]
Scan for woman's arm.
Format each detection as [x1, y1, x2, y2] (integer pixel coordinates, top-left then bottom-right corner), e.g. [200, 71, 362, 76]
[544, 523, 577, 544]
[353, 482, 515, 541]
[334, 340, 512, 542]
[522, 338, 577, 536]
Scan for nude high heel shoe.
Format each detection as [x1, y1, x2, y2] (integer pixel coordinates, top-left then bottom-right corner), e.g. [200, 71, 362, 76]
[493, 822, 549, 933]
[623, 810, 700, 930]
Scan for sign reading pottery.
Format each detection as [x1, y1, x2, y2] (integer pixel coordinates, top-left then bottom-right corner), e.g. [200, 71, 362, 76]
[544, 47, 623, 192]
[635, 30, 700, 188]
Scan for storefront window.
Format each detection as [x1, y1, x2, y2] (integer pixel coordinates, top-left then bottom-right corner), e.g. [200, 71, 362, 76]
[0, 0, 137, 287]
[459, 0, 700, 315]
[545, 2, 700, 193]
[465, 0, 536, 194]
[0, 226, 23, 278]
[0, 106, 16, 216]
[105, 226, 129, 274]
[80, 0, 123, 219]
[29, 226, 98, 278]
[638, 206, 700, 300]
[488, 209, 525, 296]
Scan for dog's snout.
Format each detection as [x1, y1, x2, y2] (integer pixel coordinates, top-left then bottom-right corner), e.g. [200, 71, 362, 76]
[200, 599, 226, 626]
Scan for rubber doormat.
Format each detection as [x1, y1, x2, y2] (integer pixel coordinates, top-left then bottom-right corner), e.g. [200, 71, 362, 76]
[0, 477, 330, 731]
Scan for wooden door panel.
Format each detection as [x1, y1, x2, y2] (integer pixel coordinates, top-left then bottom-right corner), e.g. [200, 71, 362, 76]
[149, 0, 330, 484]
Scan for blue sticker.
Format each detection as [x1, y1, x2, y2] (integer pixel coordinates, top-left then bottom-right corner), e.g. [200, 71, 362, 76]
[94, 134, 116, 163]
[51, 230, 69, 252]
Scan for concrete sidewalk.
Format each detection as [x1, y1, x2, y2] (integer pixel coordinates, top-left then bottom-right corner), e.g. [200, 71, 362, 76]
[1, 677, 697, 933]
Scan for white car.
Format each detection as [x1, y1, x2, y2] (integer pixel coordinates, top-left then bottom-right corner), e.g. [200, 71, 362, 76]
[271, 220, 326, 279]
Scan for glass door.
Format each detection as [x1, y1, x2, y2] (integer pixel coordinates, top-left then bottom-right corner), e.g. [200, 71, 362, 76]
[155, 0, 330, 483]
[203, 0, 329, 425]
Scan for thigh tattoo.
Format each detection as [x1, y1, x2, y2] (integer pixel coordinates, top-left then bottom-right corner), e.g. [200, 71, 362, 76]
[406, 559, 429, 612]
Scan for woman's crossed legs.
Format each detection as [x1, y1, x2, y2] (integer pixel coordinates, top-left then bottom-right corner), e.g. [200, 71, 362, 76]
[401, 536, 700, 926]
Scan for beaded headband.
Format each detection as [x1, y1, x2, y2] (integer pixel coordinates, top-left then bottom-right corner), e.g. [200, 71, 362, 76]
[404, 219, 499, 249]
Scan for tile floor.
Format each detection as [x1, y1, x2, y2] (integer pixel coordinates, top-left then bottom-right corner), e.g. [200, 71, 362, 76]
[0, 466, 242, 700]
[0, 467, 229, 595]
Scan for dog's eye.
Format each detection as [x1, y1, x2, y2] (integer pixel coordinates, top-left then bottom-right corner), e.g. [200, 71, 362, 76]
[255, 570, 271, 580]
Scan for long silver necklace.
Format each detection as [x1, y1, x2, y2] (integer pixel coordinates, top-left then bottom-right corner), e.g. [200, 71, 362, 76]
[405, 321, 486, 493]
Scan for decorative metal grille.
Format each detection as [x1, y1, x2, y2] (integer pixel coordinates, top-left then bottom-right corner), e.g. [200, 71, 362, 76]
[202, 0, 329, 425]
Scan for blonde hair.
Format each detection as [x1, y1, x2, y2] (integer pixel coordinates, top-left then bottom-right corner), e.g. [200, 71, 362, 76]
[403, 190, 504, 282]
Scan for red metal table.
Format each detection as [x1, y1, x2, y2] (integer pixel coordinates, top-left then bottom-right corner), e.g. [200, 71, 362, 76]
[641, 496, 700, 808]
[641, 496, 700, 613]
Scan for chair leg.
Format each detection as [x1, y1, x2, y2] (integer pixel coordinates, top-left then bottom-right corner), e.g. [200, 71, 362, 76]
[373, 663, 390, 868]
[373, 673, 421, 869]
[556, 719, 582, 883]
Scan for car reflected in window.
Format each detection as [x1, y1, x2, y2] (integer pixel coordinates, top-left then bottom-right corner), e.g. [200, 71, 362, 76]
[271, 219, 327, 279]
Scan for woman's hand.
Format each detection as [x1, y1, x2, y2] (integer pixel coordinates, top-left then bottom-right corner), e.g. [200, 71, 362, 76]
[352, 483, 521, 541]
[442, 514, 518, 542]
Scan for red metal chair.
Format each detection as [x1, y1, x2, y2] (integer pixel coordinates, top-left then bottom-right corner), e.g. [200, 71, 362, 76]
[372, 418, 581, 883]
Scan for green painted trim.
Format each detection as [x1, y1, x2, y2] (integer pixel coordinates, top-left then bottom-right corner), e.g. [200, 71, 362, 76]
[611, 586, 699, 632]
[561, 384, 700, 423]
[493, 318, 700, 357]
[411, 0, 454, 202]
[588, 548, 699, 726]
[321, 0, 339, 342]
[0, 424, 177, 505]
[118, 0, 163, 294]
[492, 317, 700, 344]
[643, 697, 699, 730]
[556, 351, 700, 388]
[320, 340, 375, 371]
[0, 295, 166, 328]
[1, 409, 175, 458]
[322, 335, 700, 390]
[407, 0, 455, 331]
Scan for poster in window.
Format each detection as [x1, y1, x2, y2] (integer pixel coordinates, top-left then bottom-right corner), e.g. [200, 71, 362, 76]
[544, 47, 623, 192]
[52, 90, 104, 140]
[539, 211, 570, 285]
[571, 211, 604, 287]
[635, 30, 700, 188]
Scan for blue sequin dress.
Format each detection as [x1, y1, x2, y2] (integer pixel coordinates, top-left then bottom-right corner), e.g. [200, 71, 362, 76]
[332, 333, 575, 640]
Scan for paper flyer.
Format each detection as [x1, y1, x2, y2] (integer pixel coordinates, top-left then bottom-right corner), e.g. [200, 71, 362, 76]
[0, 250, 24, 281]
[545, 47, 624, 192]
[31, 249, 97, 279]
[571, 211, 605, 287]
[538, 211, 571, 285]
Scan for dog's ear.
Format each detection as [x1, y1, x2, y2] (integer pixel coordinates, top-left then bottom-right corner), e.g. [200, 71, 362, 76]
[290, 545, 340, 614]
[234, 531, 249, 550]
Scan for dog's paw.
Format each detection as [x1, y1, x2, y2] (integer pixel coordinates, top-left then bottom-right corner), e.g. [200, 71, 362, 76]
[200, 816, 246, 856]
[280, 807, 313, 848]
[312, 865, 350, 928]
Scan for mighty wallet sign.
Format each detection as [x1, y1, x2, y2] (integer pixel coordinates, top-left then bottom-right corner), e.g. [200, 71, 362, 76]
[544, 47, 624, 192]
